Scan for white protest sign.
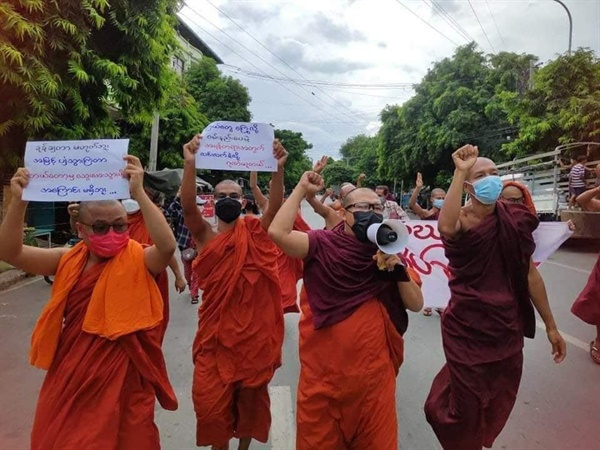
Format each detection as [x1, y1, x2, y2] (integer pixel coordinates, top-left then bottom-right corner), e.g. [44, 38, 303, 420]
[401, 221, 573, 308]
[23, 139, 130, 202]
[197, 121, 276, 172]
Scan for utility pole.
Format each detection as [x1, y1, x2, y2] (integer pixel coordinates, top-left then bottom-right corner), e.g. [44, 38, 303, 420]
[148, 112, 160, 172]
[552, 0, 573, 55]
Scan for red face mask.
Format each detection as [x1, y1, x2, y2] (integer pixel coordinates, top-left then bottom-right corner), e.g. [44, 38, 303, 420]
[85, 229, 130, 258]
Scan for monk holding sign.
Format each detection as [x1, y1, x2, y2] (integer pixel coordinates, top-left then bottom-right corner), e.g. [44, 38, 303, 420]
[269, 172, 424, 449]
[181, 135, 287, 450]
[0, 156, 177, 449]
[425, 145, 566, 450]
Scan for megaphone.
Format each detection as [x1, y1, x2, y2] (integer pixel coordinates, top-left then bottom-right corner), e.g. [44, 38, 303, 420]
[366, 220, 409, 255]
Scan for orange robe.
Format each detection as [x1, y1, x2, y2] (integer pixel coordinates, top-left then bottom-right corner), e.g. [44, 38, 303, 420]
[128, 211, 170, 342]
[191, 216, 284, 447]
[277, 215, 311, 313]
[31, 242, 177, 449]
[297, 287, 404, 450]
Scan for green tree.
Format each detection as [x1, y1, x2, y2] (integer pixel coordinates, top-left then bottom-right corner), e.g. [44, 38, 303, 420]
[339, 134, 382, 184]
[185, 58, 252, 123]
[0, 0, 179, 177]
[275, 129, 312, 191]
[125, 71, 209, 169]
[500, 49, 600, 157]
[321, 160, 356, 188]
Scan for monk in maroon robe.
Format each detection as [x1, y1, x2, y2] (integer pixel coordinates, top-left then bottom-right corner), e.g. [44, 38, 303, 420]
[268, 173, 424, 449]
[426, 146, 566, 450]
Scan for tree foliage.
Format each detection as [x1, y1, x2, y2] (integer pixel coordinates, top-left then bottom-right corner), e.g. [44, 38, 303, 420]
[185, 58, 252, 123]
[0, 0, 179, 176]
[339, 134, 383, 185]
[500, 49, 600, 157]
[322, 161, 356, 188]
[376, 43, 537, 189]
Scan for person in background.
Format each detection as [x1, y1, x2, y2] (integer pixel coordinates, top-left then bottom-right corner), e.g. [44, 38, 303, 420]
[501, 181, 537, 215]
[569, 155, 589, 208]
[242, 193, 260, 216]
[167, 192, 206, 304]
[576, 185, 600, 212]
[409, 172, 446, 221]
[571, 253, 600, 365]
[375, 185, 408, 221]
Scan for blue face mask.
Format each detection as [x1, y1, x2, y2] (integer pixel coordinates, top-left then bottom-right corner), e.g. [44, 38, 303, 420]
[432, 199, 444, 209]
[468, 175, 503, 205]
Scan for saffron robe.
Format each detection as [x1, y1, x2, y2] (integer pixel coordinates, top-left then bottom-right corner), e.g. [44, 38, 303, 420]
[191, 216, 284, 447]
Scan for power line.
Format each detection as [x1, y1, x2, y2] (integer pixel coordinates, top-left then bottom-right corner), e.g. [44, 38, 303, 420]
[202, 0, 372, 123]
[485, 0, 506, 47]
[393, 0, 460, 47]
[427, 0, 478, 44]
[467, 0, 496, 53]
[183, 4, 370, 125]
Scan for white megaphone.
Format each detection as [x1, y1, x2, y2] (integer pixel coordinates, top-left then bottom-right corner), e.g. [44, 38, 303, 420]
[366, 220, 409, 255]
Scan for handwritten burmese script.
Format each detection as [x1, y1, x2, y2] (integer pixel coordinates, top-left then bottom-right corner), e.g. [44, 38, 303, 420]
[196, 121, 276, 172]
[23, 139, 130, 202]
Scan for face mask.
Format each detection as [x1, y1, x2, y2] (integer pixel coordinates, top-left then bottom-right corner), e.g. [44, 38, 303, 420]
[86, 229, 130, 258]
[351, 211, 383, 243]
[468, 175, 503, 205]
[121, 199, 140, 214]
[432, 199, 444, 209]
[215, 198, 242, 223]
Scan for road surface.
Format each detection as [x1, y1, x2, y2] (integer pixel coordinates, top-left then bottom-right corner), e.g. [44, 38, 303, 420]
[1, 203, 599, 449]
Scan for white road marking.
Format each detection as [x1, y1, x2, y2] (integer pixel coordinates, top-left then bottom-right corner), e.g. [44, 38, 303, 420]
[543, 260, 592, 275]
[536, 320, 589, 352]
[269, 385, 295, 450]
[0, 276, 43, 294]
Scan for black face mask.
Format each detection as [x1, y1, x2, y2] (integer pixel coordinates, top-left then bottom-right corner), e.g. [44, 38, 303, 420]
[215, 198, 242, 223]
[351, 211, 383, 243]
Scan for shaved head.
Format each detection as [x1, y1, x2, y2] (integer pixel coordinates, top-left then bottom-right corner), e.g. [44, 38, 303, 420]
[215, 179, 243, 195]
[467, 157, 497, 182]
[343, 187, 379, 208]
[431, 188, 446, 200]
[340, 183, 356, 199]
[78, 200, 124, 223]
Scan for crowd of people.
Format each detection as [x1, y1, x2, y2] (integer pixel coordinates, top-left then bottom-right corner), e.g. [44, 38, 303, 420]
[0, 137, 598, 450]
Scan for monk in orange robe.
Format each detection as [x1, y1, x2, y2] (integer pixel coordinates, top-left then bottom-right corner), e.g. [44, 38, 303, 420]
[0, 156, 178, 449]
[181, 135, 288, 450]
[427, 147, 566, 450]
[269, 173, 424, 449]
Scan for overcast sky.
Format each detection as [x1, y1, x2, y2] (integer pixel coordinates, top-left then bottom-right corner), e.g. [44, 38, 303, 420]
[181, 0, 600, 162]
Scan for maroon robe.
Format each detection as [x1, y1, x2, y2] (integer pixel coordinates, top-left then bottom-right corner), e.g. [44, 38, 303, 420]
[425, 202, 538, 450]
[571, 253, 600, 326]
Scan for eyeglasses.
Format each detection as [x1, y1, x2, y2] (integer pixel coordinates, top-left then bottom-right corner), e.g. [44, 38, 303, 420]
[501, 196, 524, 204]
[215, 193, 241, 200]
[79, 221, 129, 235]
[346, 202, 385, 213]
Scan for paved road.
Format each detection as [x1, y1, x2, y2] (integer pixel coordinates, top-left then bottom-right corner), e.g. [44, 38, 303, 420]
[1, 203, 599, 449]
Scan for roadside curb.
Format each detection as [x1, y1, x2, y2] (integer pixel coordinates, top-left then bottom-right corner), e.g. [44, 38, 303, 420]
[0, 269, 32, 292]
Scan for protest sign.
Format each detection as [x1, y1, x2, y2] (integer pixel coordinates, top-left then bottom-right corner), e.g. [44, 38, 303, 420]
[197, 121, 276, 172]
[401, 221, 573, 308]
[23, 139, 130, 202]
[199, 194, 215, 218]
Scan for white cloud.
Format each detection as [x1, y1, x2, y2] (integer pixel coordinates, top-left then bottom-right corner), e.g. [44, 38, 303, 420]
[182, 0, 600, 159]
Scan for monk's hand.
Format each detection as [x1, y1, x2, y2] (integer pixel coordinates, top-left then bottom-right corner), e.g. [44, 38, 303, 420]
[313, 156, 328, 174]
[374, 250, 401, 272]
[452, 144, 478, 172]
[183, 134, 202, 164]
[10, 168, 29, 202]
[325, 188, 334, 197]
[358, 173, 367, 181]
[123, 155, 145, 198]
[547, 329, 566, 363]
[299, 171, 324, 195]
[273, 139, 289, 167]
[567, 220, 576, 231]
[174, 276, 186, 293]
[416, 172, 424, 188]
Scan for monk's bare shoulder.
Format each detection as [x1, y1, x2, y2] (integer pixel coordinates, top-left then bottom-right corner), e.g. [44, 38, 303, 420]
[455, 205, 479, 237]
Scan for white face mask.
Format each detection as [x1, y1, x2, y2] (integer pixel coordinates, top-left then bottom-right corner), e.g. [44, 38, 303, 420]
[121, 199, 140, 214]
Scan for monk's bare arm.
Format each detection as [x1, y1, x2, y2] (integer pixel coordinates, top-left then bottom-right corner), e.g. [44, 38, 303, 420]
[261, 140, 288, 230]
[0, 169, 67, 276]
[308, 194, 341, 230]
[182, 135, 215, 248]
[528, 259, 567, 363]
[409, 185, 429, 219]
[397, 278, 424, 312]
[576, 186, 600, 211]
[250, 171, 269, 212]
[268, 184, 310, 258]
